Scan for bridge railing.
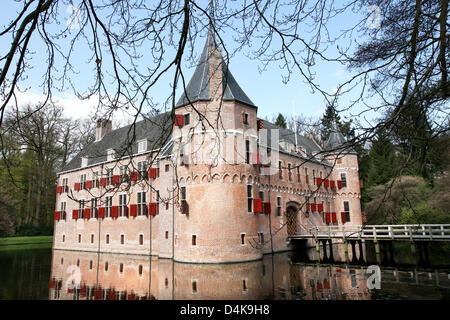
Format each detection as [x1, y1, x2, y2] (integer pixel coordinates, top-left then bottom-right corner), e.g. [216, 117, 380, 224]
[306, 225, 364, 238]
[299, 224, 450, 240]
[361, 224, 450, 240]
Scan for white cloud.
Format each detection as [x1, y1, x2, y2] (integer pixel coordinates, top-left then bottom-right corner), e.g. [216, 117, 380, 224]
[333, 69, 345, 78]
[4, 89, 135, 128]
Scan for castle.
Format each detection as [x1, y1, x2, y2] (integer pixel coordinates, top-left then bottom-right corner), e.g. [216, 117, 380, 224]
[53, 29, 362, 263]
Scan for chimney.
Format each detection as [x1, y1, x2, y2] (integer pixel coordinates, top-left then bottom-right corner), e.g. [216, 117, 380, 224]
[95, 119, 112, 141]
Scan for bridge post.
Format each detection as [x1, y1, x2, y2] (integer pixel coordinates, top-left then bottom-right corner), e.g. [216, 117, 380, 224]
[315, 239, 320, 262]
[343, 238, 349, 264]
[328, 239, 334, 262]
[374, 238, 381, 265]
[357, 240, 365, 264]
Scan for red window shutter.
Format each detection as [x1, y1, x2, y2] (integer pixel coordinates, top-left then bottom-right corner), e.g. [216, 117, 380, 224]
[325, 212, 331, 224]
[111, 206, 118, 218]
[324, 280, 330, 289]
[98, 207, 105, 219]
[100, 178, 107, 187]
[112, 175, 120, 185]
[175, 114, 184, 127]
[84, 208, 91, 219]
[263, 202, 271, 214]
[341, 211, 346, 223]
[253, 198, 263, 213]
[324, 179, 329, 187]
[311, 203, 317, 212]
[130, 171, 138, 181]
[149, 168, 157, 179]
[72, 209, 78, 220]
[330, 180, 336, 189]
[49, 279, 55, 289]
[318, 203, 324, 212]
[317, 283, 322, 291]
[56, 186, 62, 194]
[74, 183, 80, 191]
[148, 203, 158, 216]
[86, 180, 92, 190]
[54, 211, 60, 221]
[130, 204, 137, 217]
[180, 200, 188, 214]
[332, 212, 337, 224]
[337, 180, 343, 189]
[94, 288, 102, 300]
[316, 178, 322, 186]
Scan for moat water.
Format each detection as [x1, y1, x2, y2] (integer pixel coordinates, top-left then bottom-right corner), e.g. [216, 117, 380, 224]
[1, 242, 450, 300]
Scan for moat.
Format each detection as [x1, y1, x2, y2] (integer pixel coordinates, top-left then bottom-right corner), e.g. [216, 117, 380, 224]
[1, 242, 450, 300]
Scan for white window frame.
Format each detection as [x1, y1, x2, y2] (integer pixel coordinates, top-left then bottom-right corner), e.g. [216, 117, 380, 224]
[137, 140, 148, 153]
[81, 157, 88, 167]
[107, 149, 116, 161]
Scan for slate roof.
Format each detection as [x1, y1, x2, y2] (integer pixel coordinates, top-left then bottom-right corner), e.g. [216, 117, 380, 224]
[324, 122, 356, 154]
[175, 29, 256, 108]
[260, 119, 328, 164]
[60, 112, 173, 173]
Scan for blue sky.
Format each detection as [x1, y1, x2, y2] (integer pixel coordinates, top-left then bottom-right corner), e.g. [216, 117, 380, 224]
[0, 1, 380, 128]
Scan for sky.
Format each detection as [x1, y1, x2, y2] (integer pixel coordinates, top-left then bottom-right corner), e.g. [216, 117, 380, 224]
[0, 1, 380, 129]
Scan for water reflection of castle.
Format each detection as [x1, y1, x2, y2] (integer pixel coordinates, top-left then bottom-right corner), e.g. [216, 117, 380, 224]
[49, 250, 371, 300]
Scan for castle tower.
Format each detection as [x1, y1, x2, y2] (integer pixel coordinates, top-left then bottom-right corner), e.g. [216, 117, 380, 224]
[324, 122, 362, 225]
[171, 28, 262, 263]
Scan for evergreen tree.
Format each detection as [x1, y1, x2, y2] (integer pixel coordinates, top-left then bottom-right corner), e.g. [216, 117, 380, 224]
[365, 130, 398, 188]
[274, 113, 287, 129]
[320, 105, 355, 143]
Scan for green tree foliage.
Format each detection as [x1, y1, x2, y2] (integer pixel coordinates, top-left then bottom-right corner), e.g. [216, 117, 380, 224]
[365, 175, 449, 225]
[274, 113, 287, 129]
[0, 104, 89, 235]
[365, 131, 398, 188]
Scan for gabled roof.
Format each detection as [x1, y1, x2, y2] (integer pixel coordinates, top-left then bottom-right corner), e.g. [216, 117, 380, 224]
[175, 29, 256, 108]
[259, 119, 328, 164]
[60, 112, 173, 173]
[324, 122, 356, 154]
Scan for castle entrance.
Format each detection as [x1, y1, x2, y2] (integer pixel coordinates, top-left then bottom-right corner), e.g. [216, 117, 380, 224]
[286, 206, 298, 236]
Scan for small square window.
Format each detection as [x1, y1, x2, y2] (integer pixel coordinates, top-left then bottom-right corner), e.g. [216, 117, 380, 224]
[192, 235, 197, 246]
[243, 113, 249, 125]
[121, 234, 125, 245]
[184, 114, 190, 125]
[139, 234, 143, 245]
[165, 164, 170, 172]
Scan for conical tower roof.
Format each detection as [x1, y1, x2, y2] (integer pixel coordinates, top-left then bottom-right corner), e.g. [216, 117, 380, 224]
[175, 29, 256, 108]
[324, 121, 357, 154]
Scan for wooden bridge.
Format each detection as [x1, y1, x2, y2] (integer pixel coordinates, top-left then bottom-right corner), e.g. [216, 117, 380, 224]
[288, 224, 450, 266]
[289, 224, 450, 241]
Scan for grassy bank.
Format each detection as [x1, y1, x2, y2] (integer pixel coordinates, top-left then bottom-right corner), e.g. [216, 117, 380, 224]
[0, 236, 53, 246]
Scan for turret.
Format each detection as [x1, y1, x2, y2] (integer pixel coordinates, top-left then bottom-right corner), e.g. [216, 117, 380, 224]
[325, 122, 362, 225]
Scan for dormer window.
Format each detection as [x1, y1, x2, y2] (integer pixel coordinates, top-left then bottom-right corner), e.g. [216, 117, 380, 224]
[285, 142, 291, 151]
[138, 140, 148, 153]
[81, 157, 88, 167]
[107, 149, 116, 161]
